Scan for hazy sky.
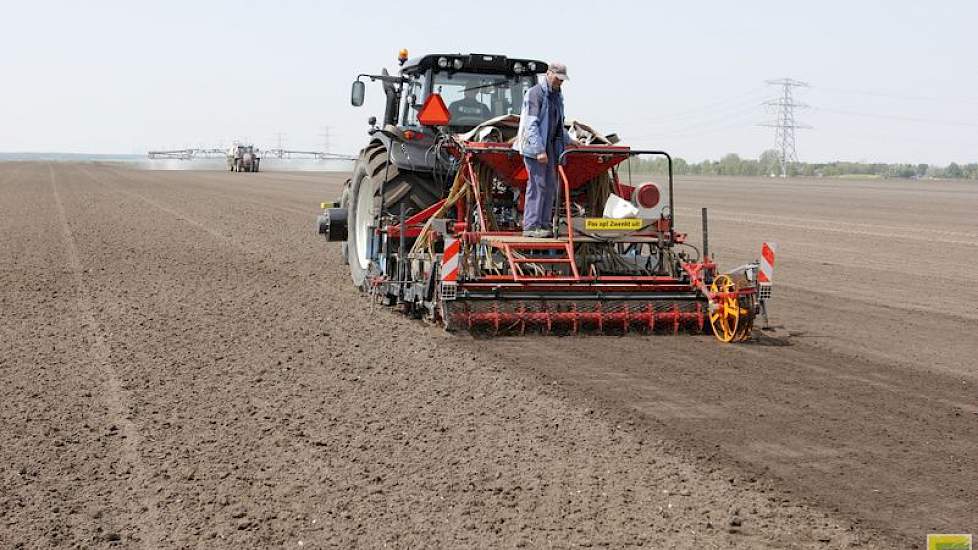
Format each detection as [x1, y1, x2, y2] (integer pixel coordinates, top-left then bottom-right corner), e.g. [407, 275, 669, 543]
[3, 0, 976, 164]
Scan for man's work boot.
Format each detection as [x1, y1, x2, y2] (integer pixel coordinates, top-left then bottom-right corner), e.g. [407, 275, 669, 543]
[522, 228, 553, 238]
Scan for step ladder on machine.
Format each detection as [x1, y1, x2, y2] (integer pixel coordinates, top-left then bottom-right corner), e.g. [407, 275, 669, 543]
[482, 236, 581, 282]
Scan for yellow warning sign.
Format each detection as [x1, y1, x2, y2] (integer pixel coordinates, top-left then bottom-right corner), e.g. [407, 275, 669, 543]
[928, 534, 972, 550]
[584, 218, 642, 231]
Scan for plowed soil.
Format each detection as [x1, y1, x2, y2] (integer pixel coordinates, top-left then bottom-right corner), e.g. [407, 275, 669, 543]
[1, 163, 975, 548]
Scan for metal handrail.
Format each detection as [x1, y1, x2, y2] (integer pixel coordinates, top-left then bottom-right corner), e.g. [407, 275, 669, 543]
[557, 148, 674, 235]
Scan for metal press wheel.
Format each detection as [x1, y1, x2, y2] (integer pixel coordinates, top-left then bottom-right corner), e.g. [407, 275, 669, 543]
[709, 274, 747, 343]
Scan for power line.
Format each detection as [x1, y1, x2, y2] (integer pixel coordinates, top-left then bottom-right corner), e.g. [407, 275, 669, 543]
[815, 86, 978, 106]
[814, 107, 978, 128]
[759, 78, 812, 177]
[623, 86, 769, 125]
[626, 107, 762, 142]
[585, 89, 768, 133]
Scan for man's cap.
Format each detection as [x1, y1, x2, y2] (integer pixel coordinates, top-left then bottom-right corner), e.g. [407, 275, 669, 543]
[549, 62, 569, 81]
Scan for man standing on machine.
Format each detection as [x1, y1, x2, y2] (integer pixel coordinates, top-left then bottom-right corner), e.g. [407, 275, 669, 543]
[514, 62, 576, 238]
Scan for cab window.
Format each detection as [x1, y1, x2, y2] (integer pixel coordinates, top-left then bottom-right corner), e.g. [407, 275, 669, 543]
[431, 71, 538, 127]
[401, 74, 427, 126]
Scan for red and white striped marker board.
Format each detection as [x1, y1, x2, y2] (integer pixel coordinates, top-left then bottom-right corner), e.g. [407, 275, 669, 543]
[441, 235, 460, 282]
[758, 242, 777, 285]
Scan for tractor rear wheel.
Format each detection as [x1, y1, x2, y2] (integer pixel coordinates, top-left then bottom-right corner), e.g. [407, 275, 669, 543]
[360, 143, 442, 211]
[346, 144, 443, 289]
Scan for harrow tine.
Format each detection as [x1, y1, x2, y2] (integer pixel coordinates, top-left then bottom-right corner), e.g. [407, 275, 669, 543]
[442, 298, 715, 338]
[544, 302, 552, 335]
[518, 301, 526, 336]
[492, 302, 500, 336]
[571, 302, 579, 335]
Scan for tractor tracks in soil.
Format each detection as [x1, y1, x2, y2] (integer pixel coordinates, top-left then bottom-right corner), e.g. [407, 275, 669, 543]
[96, 164, 315, 218]
[77, 166, 235, 244]
[3, 163, 974, 548]
[674, 206, 978, 246]
[48, 164, 166, 548]
[478, 329, 978, 544]
[74, 164, 373, 488]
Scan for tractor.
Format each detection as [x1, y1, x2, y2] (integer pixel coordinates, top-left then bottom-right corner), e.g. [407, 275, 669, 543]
[228, 144, 260, 172]
[316, 50, 776, 341]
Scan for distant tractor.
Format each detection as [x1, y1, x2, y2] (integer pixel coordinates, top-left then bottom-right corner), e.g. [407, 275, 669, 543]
[227, 144, 260, 172]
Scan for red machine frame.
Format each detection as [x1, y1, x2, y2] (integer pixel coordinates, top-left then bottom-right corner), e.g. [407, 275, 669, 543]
[379, 143, 757, 334]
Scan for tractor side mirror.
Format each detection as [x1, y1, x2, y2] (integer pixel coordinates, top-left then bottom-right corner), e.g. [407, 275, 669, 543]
[351, 80, 365, 107]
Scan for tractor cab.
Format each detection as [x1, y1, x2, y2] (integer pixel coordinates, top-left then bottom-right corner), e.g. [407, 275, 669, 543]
[353, 53, 548, 133]
[399, 54, 546, 132]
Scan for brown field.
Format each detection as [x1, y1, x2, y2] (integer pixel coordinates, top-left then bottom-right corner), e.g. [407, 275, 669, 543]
[1, 162, 975, 548]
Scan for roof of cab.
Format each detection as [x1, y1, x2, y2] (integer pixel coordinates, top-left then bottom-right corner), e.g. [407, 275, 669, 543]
[400, 53, 548, 76]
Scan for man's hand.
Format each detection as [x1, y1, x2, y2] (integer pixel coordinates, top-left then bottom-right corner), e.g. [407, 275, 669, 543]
[536, 152, 548, 164]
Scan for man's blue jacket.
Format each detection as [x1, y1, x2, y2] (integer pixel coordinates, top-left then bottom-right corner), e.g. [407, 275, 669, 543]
[513, 79, 573, 160]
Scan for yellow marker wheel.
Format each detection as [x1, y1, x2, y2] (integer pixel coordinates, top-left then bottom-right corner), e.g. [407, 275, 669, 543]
[733, 301, 755, 342]
[709, 275, 753, 343]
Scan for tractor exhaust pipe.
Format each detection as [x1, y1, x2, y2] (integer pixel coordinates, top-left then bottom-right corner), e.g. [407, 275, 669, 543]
[701, 207, 710, 260]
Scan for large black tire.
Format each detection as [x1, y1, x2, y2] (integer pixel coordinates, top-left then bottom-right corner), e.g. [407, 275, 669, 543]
[346, 143, 443, 288]
[339, 185, 351, 266]
[382, 172, 441, 212]
[346, 162, 372, 288]
[359, 142, 441, 211]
